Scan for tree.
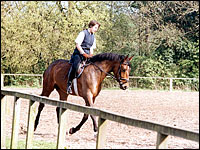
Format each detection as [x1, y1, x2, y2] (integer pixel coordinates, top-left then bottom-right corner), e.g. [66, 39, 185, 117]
[1, 1, 113, 73]
[129, 1, 199, 55]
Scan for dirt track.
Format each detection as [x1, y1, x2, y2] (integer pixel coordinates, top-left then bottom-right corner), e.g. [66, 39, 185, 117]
[4, 88, 199, 149]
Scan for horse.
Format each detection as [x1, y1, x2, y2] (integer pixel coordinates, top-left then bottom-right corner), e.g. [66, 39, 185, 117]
[34, 52, 133, 134]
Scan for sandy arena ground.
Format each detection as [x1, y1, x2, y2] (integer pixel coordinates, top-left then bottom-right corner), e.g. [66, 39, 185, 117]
[3, 87, 199, 149]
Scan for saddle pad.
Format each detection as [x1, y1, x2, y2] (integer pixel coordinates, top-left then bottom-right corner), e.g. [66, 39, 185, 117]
[72, 78, 79, 96]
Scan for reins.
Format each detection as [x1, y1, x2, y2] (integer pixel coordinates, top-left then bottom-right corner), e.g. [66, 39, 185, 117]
[87, 60, 129, 84]
[89, 61, 118, 81]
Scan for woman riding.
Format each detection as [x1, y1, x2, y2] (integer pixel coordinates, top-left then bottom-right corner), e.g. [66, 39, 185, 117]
[67, 20, 101, 94]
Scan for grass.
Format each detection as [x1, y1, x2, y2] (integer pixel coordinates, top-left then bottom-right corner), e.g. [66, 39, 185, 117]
[6, 137, 56, 149]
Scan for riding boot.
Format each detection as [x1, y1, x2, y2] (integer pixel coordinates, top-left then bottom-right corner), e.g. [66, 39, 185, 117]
[66, 81, 72, 94]
[66, 66, 75, 94]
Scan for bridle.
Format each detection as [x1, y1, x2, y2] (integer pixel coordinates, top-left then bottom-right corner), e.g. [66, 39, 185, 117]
[88, 61, 129, 85]
[117, 62, 129, 84]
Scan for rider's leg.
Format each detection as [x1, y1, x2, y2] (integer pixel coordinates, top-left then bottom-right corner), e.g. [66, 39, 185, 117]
[66, 67, 75, 94]
[66, 54, 81, 93]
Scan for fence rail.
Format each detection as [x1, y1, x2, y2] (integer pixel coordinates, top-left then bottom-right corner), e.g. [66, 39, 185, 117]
[1, 89, 199, 149]
[1, 74, 199, 91]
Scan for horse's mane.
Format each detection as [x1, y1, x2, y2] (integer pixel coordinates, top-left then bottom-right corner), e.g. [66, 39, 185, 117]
[50, 53, 131, 67]
[90, 53, 125, 63]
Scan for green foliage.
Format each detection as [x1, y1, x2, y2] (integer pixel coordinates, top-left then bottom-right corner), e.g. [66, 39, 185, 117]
[173, 79, 199, 91]
[1, 1, 199, 91]
[153, 38, 199, 78]
[1, 1, 112, 74]
[161, 1, 199, 41]
[130, 56, 172, 89]
[107, 13, 137, 56]
[133, 57, 171, 77]
[4, 75, 42, 87]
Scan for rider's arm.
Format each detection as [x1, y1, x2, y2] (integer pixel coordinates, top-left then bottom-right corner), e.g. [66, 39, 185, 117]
[90, 38, 96, 55]
[75, 31, 85, 54]
[76, 43, 85, 54]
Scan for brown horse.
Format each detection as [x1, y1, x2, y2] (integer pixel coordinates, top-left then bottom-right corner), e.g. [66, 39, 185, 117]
[34, 52, 133, 134]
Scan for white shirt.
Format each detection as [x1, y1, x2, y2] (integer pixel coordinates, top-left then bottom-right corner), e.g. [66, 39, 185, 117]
[75, 29, 96, 54]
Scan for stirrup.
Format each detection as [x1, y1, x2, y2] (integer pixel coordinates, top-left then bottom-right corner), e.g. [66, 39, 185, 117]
[67, 84, 72, 94]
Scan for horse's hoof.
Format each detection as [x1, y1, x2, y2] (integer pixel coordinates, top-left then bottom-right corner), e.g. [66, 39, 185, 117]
[69, 127, 76, 134]
[66, 131, 69, 135]
[94, 132, 98, 138]
[94, 127, 98, 132]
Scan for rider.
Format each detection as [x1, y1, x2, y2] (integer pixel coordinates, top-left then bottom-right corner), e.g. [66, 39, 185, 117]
[67, 20, 100, 94]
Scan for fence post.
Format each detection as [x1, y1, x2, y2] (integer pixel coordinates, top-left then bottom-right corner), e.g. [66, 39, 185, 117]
[25, 100, 37, 149]
[170, 78, 173, 92]
[1, 74, 4, 87]
[41, 76, 43, 87]
[56, 107, 68, 149]
[10, 97, 21, 149]
[6, 96, 12, 115]
[96, 117, 108, 149]
[1, 95, 6, 149]
[156, 132, 169, 149]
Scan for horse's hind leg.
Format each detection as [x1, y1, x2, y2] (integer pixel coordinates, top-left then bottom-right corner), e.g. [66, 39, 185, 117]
[34, 85, 54, 131]
[34, 102, 45, 131]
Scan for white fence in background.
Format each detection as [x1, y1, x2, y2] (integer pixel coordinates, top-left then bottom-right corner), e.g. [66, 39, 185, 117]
[1, 74, 199, 91]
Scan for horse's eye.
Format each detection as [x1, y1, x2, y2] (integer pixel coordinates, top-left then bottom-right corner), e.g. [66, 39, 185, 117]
[121, 69, 126, 72]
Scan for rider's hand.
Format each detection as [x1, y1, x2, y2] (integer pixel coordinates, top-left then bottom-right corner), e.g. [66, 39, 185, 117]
[83, 53, 91, 58]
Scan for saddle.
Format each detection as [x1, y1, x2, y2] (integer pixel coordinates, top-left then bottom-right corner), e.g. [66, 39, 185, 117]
[66, 60, 90, 95]
[67, 60, 89, 79]
[75, 60, 88, 78]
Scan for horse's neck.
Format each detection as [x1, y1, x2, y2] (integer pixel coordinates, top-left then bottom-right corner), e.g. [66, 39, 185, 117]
[95, 60, 116, 77]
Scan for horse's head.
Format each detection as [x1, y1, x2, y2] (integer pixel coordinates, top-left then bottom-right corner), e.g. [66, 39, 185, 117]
[89, 53, 133, 90]
[114, 55, 133, 90]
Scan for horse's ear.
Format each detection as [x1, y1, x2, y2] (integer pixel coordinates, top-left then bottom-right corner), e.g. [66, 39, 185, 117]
[123, 55, 129, 62]
[128, 56, 134, 61]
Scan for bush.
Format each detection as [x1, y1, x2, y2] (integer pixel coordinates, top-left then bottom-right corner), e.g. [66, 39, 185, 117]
[130, 56, 172, 90]
[4, 75, 42, 88]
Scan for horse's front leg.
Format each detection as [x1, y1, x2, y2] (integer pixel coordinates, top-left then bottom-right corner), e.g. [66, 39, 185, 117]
[69, 113, 89, 134]
[69, 95, 96, 134]
[56, 89, 69, 124]
[90, 96, 98, 132]
[90, 115, 97, 132]
[69, 112, 97, 134]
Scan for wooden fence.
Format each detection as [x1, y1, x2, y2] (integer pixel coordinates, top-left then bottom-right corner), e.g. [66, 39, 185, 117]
[1, 74, 199, 91]
[1, 89, 199, 149]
